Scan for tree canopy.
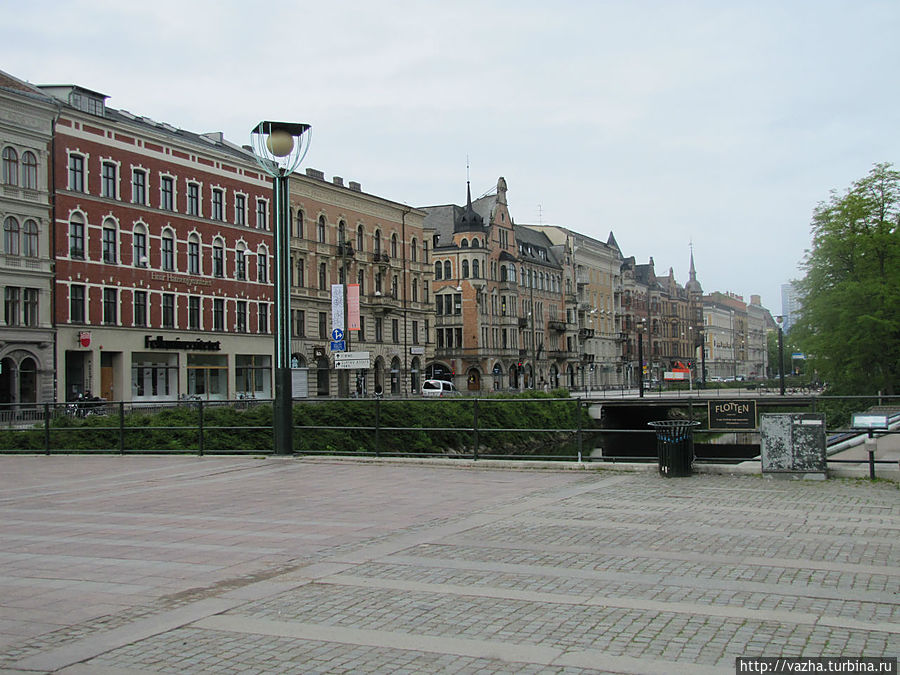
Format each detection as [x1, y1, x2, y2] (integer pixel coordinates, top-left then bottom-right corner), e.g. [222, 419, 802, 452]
[794, 163, 900, 395]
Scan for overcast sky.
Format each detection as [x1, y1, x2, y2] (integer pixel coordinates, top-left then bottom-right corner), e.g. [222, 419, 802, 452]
[6, 1, 899, 312]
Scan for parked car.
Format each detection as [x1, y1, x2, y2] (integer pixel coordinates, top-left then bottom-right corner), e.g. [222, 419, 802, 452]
[422, 379, 461, 397]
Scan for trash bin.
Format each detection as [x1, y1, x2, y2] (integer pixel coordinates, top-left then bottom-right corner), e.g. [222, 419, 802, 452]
[647, 420, 700, 477]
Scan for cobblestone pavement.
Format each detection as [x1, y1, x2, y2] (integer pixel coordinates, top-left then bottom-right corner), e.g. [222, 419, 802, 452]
[0, 456, 896, 674]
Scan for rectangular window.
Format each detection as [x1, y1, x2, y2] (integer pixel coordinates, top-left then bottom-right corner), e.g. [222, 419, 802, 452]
[319, 262, 327, 290]
[188, 296, 200, 330]
[187, 183, 199, 216]
[131, 169, 146, 204]
[235, 251, 246, 280]
[412, 320, 419, 345]
[391, 318, 399, 343]
[375, 317, 383, 342]
[256, 200, 267, 229]
[213, 298, 224, 331]
[212, 189, 224, 221]
[162, 235, 174, 271]
[188, 241, 200, 275]
[160, 176, 174, 211]
[162, 293, 174, 328]
[133, 231, 147, 267]
[68, 155, 84, 192]
[297, 258, 305, 287]
[213, 244, 224, 277]
[101, 162, 117, 199]
[4, 287, 20, 326]
[257, 252, 267, 283]
[70, 285, 85, 323]
[236, 300, 247, 332]
[235, 194, 246, 226]
[102, 226, 116, 263]
[103, 288, 117, 325]
[291, 309, 306, 337]
[69, 221, 84, 258]
[23, 288, 38, 327]
[134, 290, 147, 327]
[358, 315, 365, 342]
[258, 302, 268, 333]
[318, 311, 326, 339]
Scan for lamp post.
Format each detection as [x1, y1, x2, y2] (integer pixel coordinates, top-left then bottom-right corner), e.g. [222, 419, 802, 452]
[637, 318, 646, 398]
[250, 121, 311, 455]
[776, 315, 786, 396]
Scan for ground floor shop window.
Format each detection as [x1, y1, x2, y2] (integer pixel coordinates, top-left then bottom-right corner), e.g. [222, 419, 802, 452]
[187, 354, 227, 400]
[132, 353, 177, 400]
[235, 354, 271, 398]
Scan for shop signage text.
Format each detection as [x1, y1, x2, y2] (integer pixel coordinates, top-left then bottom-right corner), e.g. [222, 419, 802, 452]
[144, 336, 221, 351]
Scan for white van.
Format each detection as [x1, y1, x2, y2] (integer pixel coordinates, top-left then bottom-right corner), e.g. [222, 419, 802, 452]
[421, 379, 461, 397]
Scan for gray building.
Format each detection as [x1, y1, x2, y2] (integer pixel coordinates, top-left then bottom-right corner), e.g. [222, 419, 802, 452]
[0, 71, 57, 405]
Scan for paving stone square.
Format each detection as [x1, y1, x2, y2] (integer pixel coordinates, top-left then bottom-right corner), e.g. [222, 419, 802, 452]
[0, 456, 896, 674]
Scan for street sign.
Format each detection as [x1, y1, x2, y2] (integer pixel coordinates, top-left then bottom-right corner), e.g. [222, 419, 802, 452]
[331, 328, 344, 342]
[333, 351, 370, 369]
[330, 340, 346, 352]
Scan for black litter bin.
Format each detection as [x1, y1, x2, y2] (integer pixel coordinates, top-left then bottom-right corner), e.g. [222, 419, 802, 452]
[647, 420, 700, 477]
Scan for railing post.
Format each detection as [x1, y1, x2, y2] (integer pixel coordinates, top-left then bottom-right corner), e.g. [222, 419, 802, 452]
[119, 402, 125, 455]
[198, 400, 204, 457]
[472, 398, 479, 461]
[44, 402, 51, 455]
[374, 397, 381, 457]
[576, 398, 583, 462]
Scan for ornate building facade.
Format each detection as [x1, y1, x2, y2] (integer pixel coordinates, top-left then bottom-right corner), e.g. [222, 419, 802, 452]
[0, 71, 57, 405]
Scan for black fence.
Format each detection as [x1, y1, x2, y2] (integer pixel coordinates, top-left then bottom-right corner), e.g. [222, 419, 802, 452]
[0, 394, 896, 478]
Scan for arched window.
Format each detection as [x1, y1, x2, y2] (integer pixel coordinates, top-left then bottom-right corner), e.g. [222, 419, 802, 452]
[22, 151, 37, 190]
[317, 215, 326, 243]
[1, 147, 17, 186]
[391, 233, 398, 257]
[472, 259, 480, 278]
[443, 260, 451, 279]
[500, 264, 507, 281]
[338, 219, 346, 243]
[356, 224, 364, 251]
[374, 230, 382, 254]
[23, 220, 39, 257]
[434, 261, 442, 280]
[3, 216, 19, 255]
[462, 260, 469, 278]
[357, 268, 364, 293]
[472, 237, 480, 248]
[460, 238, 469, 248]
[509, 265, 517, 284]
[295, 209, 304, 238]
[410, 237, 418, 262]
[188, 233, 202, 275]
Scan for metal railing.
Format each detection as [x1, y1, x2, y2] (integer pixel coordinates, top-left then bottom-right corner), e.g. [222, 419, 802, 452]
[0, 395, 896, 478]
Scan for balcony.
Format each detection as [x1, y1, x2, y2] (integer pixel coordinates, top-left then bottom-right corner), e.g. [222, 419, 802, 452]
[578, 328, 595, 340]
[337, 242, 355, 257]
[374, 252, 390, 266]
[549, 350, 577, 360]
[548, 320, 567, 332]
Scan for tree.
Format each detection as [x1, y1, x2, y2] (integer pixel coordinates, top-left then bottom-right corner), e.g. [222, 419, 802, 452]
[794, 163, 900, 395]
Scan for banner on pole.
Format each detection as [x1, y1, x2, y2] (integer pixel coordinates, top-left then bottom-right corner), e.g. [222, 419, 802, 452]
[331, 284, 344, 332]
[347, 284, 360, 331]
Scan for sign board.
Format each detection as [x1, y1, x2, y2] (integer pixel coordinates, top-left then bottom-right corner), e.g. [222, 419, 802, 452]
[79, 331, 92, 348]
[851, 414, 889, 430]
[664, 371, 688, 381]
[330, 340, 346, 352]
[708, 400, 758, 430]
[334, 351, 370, 369]
[331, 284, 344, 332]
[760, 413, 826, 476]
[331, 328, 344, 342]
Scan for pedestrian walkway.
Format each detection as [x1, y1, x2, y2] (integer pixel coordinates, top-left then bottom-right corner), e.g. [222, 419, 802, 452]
[0, 456, 896, 674]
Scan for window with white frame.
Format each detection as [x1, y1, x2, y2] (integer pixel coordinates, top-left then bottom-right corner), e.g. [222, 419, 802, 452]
[22, 151, 37, 190]
[101, 161, 117, 199]
[161, 230, 175, 271]
[212, 188, 224, 221]
[68, 153, 85, 192]
[132, 168, 146, 204]
[160, 175, 174, 211]
[102, 220, 117, 263]
[187, 182, 200, 216]
[23, 220, 38, 257]
[235, 194, 246, 225]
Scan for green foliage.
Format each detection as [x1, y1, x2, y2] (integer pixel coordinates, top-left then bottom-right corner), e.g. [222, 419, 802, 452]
[795, 163, 900, 395]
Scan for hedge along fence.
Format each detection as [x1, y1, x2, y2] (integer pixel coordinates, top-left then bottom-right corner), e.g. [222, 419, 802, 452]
[0, 390, 588, 459]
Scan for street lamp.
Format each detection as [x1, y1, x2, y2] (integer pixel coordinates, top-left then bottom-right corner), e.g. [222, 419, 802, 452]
[637, 318, 646, 398]
[775, 315, 786, 396]
[250, 121, 312, 455]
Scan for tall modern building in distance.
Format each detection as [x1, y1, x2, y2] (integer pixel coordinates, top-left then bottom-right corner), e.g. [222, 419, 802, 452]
[781, 282, 802, 333]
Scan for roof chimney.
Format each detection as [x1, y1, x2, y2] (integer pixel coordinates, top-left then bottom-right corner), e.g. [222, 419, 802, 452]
[349, 181, 362, 192]
[332, 176, 344, 187]
[305, 168, 325, 180]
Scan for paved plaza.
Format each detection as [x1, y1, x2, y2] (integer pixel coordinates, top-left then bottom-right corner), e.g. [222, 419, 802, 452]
[0, 456, 896, 674]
